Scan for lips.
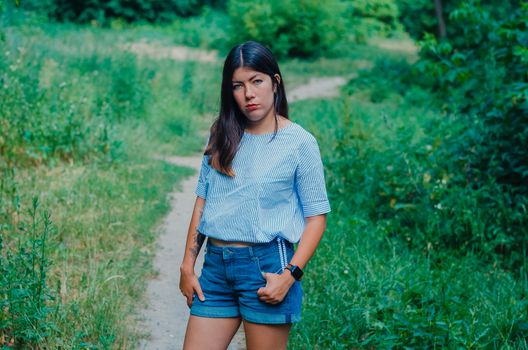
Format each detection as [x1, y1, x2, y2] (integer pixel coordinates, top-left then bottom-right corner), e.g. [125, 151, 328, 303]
[246, 104, 259, 111]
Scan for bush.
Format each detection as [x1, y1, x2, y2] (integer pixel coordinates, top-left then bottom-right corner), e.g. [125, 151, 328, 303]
[412, 2, 528, 268]
[346, 0, 403, 43]
[42, 0, 223, 23]
[168, 6, 230, 49]
[341, 2, 528, 270]
[395, 0, 518, 40]
[341, 48, 528, 269]
[226, 0, 345, 58]
[0, 198, 57, 348]
[289, 95, 528, 348]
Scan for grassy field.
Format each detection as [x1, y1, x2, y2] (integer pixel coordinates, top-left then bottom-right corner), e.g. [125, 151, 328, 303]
[1, 8, 527, 350]
[288, 96, 528, 349]
[1, 12, 213, 349]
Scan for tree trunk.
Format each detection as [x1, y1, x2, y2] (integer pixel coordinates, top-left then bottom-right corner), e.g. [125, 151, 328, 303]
[434, 0, 447, 38]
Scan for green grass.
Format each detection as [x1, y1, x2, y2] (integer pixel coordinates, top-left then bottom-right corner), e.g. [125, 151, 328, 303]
[0, 12, 210, 348]
[290, 213, 528, 348]
[15, 157, 193, 348]
[287, 84, 528, 348]
[1, 6, 526, 349]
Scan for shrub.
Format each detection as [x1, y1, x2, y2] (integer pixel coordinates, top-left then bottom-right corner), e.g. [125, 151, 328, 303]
[289, 95, 528, 348]
[412, 2, 528, 268]
[395, 0, 518, 40]
[40, 0, 223, 23]
[340, 2, 528, 270]
[346, 0, 403, 43]
[0, 197, 57, 348]
[168, 6, 230, 50]
[226, 0, 345, 58]
[342, 47, 528, 269]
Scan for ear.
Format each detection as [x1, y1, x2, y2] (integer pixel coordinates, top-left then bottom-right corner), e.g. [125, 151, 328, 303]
[273, 74, 281, 92]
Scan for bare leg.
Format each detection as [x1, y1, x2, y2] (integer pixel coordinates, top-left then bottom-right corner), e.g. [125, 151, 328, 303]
[183, 315, 242, 350]
[243, 320, 291, 350]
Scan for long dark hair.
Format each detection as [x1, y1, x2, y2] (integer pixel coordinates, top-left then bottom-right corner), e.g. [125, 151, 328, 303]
[205, 41, 288, 177]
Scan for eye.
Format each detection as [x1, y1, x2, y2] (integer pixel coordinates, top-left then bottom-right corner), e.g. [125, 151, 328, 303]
[232, 84, 242, 91]
[254, 79, 263, 85]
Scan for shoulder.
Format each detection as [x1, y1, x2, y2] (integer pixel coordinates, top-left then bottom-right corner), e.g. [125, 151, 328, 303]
[285, 124, 322, 167]
[288, 123, 318, 144]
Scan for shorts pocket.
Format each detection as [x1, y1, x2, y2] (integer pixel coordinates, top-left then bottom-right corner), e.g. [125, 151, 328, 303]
[253, 253, 284, 278]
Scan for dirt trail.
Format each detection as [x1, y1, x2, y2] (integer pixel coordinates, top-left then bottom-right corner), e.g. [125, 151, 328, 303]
[288, 75, 355, 102]
[123, 41, 218, 63]
[138, 70, 349, 350]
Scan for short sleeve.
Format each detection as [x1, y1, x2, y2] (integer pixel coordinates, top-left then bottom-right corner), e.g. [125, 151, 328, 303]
[195, 155, 211, 199]
[295, 136, 331, 217]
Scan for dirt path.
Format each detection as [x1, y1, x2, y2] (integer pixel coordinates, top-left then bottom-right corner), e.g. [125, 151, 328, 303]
[288, 75, 355, 102]
[137, 73, 349, 350]
[123, 41, 218, 63]
[137, 155, 247, 350]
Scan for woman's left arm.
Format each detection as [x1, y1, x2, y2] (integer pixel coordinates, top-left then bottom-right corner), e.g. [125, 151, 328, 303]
[257, 214, 327, 304]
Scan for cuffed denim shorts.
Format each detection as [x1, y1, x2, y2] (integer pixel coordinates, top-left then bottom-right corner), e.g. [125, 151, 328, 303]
[190, 237, 303, 324]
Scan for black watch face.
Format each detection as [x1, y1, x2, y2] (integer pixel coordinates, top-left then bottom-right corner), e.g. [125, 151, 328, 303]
[291, 266, 303, 280]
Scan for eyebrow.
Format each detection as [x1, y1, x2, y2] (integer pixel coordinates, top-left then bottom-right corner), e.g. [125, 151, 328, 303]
[232, 74, 261, 83]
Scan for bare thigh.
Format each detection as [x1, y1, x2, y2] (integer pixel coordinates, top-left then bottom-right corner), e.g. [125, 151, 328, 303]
[243, 320, 292, 350]
[183, 315, 242, 350]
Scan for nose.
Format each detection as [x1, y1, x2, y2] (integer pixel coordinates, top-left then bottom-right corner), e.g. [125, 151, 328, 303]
[245, 85, 255, 100]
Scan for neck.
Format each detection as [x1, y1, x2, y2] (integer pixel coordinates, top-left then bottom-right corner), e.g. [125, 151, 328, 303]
[245, 113, 280, 135]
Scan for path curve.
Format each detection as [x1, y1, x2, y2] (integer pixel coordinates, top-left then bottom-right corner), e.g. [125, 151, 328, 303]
[138, 75, 350, 349]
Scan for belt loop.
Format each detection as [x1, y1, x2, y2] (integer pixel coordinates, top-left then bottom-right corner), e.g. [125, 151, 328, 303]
[249, 246, 254, 258]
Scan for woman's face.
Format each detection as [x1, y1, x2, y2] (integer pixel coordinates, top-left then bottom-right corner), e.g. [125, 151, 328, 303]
[231, 66, 280, 125]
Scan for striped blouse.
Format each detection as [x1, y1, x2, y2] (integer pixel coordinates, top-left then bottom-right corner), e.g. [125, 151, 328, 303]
[195, 122, 331, 243]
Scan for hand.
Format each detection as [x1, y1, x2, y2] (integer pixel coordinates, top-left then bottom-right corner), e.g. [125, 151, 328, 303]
[257, 271, 296, 304]
[179, 266, 205, 308]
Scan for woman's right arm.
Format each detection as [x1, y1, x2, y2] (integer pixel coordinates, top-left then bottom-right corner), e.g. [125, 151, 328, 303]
[179, 196, 207, 307]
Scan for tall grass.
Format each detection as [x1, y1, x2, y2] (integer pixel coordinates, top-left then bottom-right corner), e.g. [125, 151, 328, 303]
[1, 197, 56, 348]
[287, 68, 528, 348]
[1, 9, 214, 348]
[2, 5, 526, 349]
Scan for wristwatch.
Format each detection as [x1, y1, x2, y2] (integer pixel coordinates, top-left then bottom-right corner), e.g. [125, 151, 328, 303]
[285, 263, 303, 281]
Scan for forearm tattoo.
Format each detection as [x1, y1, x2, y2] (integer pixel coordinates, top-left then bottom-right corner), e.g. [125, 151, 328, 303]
[189, 229, 205, 258]
[188, 205, 205, 258]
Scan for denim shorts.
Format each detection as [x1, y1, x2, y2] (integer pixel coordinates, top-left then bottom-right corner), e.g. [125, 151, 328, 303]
[190, 237, 303, 324]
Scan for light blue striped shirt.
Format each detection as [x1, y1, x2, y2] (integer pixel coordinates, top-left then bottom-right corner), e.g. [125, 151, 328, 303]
[195, 122, 331, 243]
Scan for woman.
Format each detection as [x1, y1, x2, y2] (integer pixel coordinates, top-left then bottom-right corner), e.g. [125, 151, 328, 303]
[179, 41, 330, 349]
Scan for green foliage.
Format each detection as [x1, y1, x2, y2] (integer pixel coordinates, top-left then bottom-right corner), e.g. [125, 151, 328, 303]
[47, 0, 222, 23]
[226, 0, 345, 58]
[341, 50, 528, 269]
[31, 158, 192, 349]
[167, 6, 230, 49]
[410, 2, 528, 268]
[0, 197, 57, 348]
[395, 0, 518, 40]
[338, 2, 528, 270]
[395, 0, 442, 39]
[13, 0, 412, 59]
[346, 0, 403, 43]
[291, 222, 528, 348]
[289, 83, 528, 349]
[0, 25, 146, 167]
[0, 155, 193, 349]
[0, 11, 212, 347]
